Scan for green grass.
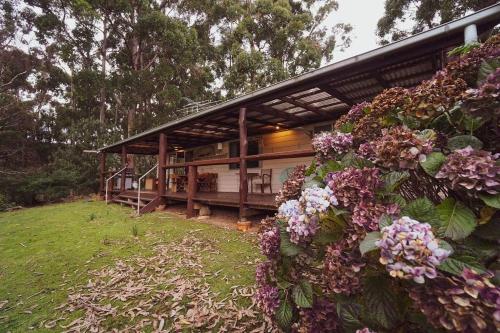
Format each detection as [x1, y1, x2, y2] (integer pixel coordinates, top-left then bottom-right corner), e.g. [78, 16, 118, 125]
[0, 200, 261, 332]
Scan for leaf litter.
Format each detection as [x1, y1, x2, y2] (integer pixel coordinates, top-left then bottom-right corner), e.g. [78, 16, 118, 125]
[53, 231, 277, 332]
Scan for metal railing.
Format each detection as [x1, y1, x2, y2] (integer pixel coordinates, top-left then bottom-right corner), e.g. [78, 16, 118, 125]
[137, 163, 158, 215]
[105, 166, 128, 203]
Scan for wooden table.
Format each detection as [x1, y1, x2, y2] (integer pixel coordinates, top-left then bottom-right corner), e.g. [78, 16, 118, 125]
[237, 172, 260, 193]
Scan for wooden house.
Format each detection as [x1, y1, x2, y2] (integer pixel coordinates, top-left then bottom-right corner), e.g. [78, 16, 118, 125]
[97, 6, 500, 227]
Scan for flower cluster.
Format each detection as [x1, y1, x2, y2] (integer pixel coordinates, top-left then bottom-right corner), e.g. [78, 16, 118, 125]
[404, 70, 467, 120]
[352, 201, 399, 232]
[279, 186, 337, 244]
[275, 165, 306, 206]
[312, 131, 353, 161]
[370, 87, 409, 117]
[358, 126, 434, 170]
[334, 102, 370, 130]
[435, 147, 500, 195]
[259, 226, 280, 258]
[296, 298, 340, 333]
[324, 240, 364, 295]
[325, 167, 382, 208]
[254, 284, 280, 317]
[446, 34, 500, 85]
[255, 260, 276, 286]
[462, 67, 500, 118]
[409, 269, 500, 332]
[376, 216, 451, 284]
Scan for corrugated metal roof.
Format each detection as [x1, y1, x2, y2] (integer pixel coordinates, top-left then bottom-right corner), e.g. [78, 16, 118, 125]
[99, 4, 500, 154]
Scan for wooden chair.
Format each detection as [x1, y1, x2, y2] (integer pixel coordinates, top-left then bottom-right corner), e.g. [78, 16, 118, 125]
[254, 169, 272, 193]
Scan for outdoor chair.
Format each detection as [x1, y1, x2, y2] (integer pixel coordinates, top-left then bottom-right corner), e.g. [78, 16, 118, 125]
[254, 169, 272, 193]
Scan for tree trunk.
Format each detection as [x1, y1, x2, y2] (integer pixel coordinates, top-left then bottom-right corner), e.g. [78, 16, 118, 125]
[99, 15, 108, 126]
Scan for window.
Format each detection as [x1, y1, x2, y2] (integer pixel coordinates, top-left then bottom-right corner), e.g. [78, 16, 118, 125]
[229, 140, 260, 169]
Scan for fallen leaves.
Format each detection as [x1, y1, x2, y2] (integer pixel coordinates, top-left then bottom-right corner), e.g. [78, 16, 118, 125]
[54, 232, 277, 332]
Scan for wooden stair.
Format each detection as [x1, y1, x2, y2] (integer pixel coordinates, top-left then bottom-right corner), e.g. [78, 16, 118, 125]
[111, 191, 161, 215]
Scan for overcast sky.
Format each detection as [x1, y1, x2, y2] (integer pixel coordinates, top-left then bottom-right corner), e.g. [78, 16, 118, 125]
[329, 0, 387, 61]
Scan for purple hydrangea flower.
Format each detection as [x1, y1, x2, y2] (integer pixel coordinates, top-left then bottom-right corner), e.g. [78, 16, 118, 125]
[312, 131, 353, 160]
[259, 226, 280, 258]
[255, 284, 280, 317]
[326, 167, 382, 208]
[255, 261, 276, 286]
[376, 216, 451, 284]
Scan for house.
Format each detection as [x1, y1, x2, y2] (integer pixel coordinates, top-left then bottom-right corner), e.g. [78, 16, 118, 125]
[98, 5, 500, 228]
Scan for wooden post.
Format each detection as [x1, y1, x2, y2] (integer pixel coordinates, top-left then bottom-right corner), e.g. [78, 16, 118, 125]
[238, 107, 250, 230]
[99, 152, 106, 197]
[186, 165, 197, 218]
[158, 133, 167, 209]
[120, 145, 127, 192]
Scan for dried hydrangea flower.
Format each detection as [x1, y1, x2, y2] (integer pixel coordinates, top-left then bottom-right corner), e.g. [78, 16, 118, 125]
[334, 102, 371, 130]
[296, 298, 340, 333]
[376, 216, 451, 284]
[255, 260, 276, 286]
[405, 70, 467, 120]
[255, 284, 280, 317]
[370, 87, 409, 117]
[409, 269, 500, 332]
[259, 226, 280, 258]
[461, 67, 500, 118]
[325, 167, 382, 208]
[275, 165, 306, 206]
[358, 126, 433, 170]
[312, 131, 353, 161]
[324, 240, 364, 295]
[446, 34, 500, 85]
[352, 201, 399, 232]
[435, 146, 500, 195]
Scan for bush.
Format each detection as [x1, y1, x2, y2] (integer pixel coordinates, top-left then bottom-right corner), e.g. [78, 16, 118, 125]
[256, 35, 500, 332]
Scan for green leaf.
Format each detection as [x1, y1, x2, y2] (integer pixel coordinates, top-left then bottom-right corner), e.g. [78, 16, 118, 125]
[379, 214, 393, 229]
[315, 214, 345, 245]
[292, 280, 313, 308]
[276, 298, 293, 329]
[305, 161, 317, 176]
[439, 239, 454, 254]
[341, 152, 373, 169]
[317, 160, 343, 179]
[363, 275, 405, 329]
[420, 152, 446, 176]
[279, 229, 302, 257]
[439, 254, 486, 276]
[338, 121, 354, 133]
[277, 279, 294, 290]
[384, 193, 407, 208]
[436, 198, 476, 240]
[382, 171, 409, 192]
[336, 301, 363, 332]
[479, 193, 500, 209]
[359, 232, 381, 256]
[447, 135, 483, 151]
[402, 198, 441, 230]
[477, 58, 500, 85]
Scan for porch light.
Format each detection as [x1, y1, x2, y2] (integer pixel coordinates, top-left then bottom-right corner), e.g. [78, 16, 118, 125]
[275, 125, 280, 130]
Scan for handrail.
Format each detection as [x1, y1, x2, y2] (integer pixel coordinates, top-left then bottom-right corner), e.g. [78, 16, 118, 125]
[163, 149, 315, 169]
[105, 165, 128, 204]
[137, 163, 158, 215]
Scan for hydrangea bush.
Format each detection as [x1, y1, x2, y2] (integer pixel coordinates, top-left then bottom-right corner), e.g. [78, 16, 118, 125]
[255, 35, 500, 332]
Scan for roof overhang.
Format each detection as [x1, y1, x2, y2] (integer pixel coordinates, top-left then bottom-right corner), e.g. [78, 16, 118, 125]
[100, 4, 500, 155]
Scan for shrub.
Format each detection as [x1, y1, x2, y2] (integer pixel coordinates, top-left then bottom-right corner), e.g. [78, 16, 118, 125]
[256, 35, 500, 332]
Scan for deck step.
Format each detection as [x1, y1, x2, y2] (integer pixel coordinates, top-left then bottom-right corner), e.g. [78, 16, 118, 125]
[116, 193, 155, 201]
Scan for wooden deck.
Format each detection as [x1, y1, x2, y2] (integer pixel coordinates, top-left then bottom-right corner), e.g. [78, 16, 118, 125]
[164, 191, 277, 210]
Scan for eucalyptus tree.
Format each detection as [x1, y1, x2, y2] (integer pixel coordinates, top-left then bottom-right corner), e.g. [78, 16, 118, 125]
[377, 0, 497, 44]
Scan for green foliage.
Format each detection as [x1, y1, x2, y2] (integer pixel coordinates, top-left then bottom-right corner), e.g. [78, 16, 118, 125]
[447, 135, 483, 151]
[479, 193, 500, 209]
[341, 152, 373, 169]
[402, 198, 440, 229]
[88, 212, 97, 221]
[279, 226, 302, 257]
[436, 198, 477, 240]
[276, 298, 294, 329]
[292, 280, 313, 308]
[382, 171, 409, 192]
[363, 275, 405, 329]
[420, 152, 446, 176]
[439, 254, 486, 276]
[359, 232, 381, 256]
[131, 224, 139, 237]
[336, 300, 364, 332]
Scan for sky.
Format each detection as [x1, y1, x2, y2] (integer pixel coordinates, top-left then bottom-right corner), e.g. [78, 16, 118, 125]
[329, 0, 387, 61]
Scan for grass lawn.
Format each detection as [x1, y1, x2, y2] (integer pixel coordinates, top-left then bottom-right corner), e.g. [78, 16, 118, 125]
[0, 200, 263, 332]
